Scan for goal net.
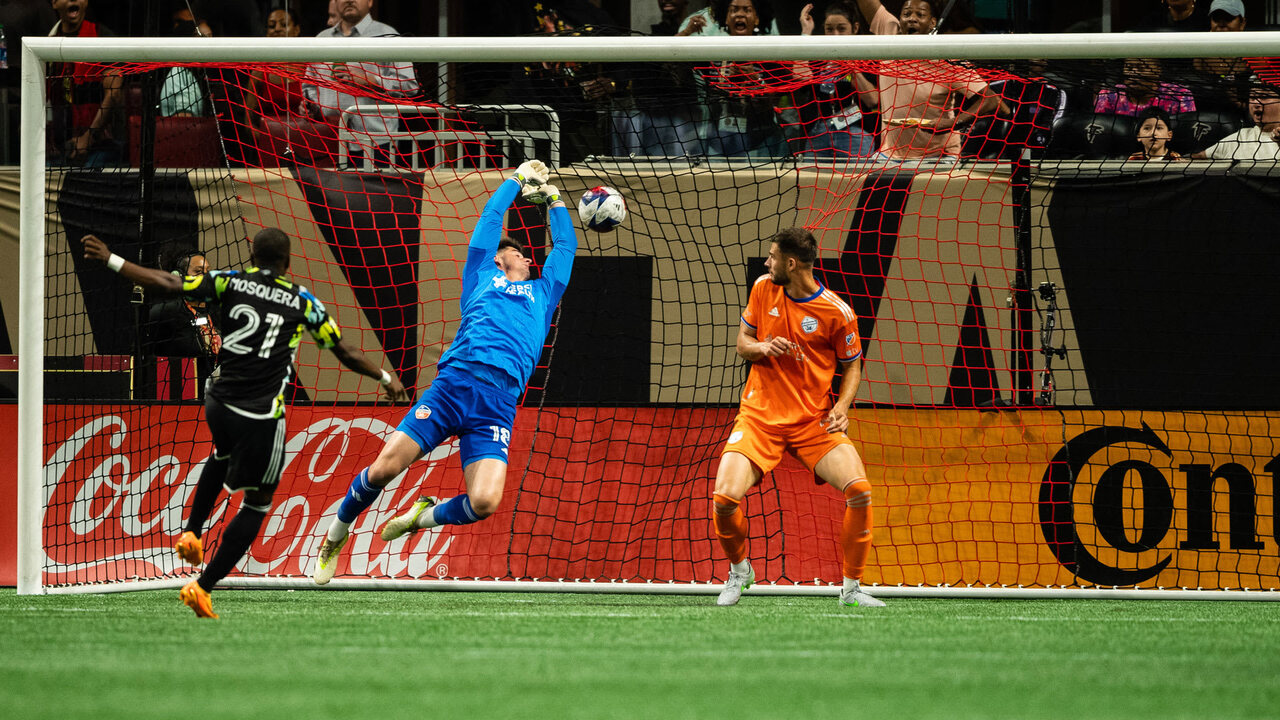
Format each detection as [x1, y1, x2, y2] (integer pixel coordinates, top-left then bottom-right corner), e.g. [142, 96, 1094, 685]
[17, 31, 1280, 597]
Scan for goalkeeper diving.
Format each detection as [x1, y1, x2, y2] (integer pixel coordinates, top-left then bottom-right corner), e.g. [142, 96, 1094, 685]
[314, 160, 578, 582]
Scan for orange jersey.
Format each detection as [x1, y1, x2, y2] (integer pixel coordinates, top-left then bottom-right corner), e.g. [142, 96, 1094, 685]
[738, 276, 862, 426]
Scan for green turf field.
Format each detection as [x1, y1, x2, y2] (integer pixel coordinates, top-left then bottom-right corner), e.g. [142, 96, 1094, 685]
[1, 588, 1276, 720]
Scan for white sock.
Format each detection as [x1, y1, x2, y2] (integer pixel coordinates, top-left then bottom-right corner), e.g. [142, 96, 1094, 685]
[731, 559, 751, 576]
[843, 577, 861, 595]
[414, 497, 449, 530]
[326, 519, 351, 543]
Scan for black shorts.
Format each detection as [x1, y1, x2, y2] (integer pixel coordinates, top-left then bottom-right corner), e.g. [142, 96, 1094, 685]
[204, 397, 287, 493]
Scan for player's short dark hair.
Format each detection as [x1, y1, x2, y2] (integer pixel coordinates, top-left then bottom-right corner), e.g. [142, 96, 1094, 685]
[497, 236, 524, 255]
[823, 1, 864, 29]
[772, 227, 818, 265]
[901, 0, 942, 18]
[1135, 105, 1172, 128]
[712, 0, 776, 34]
[161, 244, 202, 275]
[251, 228, 291, 268]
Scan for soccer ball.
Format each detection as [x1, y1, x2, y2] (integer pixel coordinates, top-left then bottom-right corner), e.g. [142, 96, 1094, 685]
[577, 186, 626, 232]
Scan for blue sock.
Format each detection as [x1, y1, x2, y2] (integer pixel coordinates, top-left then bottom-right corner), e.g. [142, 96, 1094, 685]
[336, 468, 382, 524]
[431, 494, 482, 526]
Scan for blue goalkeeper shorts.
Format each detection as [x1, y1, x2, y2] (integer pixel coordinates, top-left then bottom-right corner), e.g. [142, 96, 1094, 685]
[396, 366, 518, 467]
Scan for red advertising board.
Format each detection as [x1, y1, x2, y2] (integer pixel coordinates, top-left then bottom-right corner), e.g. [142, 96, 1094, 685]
[6, 404, 1277, 591]
[1, 404, 15, 585]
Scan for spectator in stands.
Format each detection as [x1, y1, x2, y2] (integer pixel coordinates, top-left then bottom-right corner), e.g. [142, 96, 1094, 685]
[852, 0, 1008, 165]
[678, 0, 781, 36]
[47, 0, 123, 167]
[612, 0, 702, 156]
[149, 247, 222, 361]
[936, 0, 981, 33]
[327, 1, 339, 28]
[1128, 106, 1184, 161]
[1134, 0, 1209, 32]
[699, 0, 787, 157]
[792, 2, 879, 159]
[1192, 0, 1252, 109]
[515, 1, 624, 163]
[1094, 58, 1196, 116]
[190, 0, 265, 37]
[1194, 84, 1280, 160]
[246, 8, 306, 119]
[159, 17, 214, 117]
[1207, 0, 1247, 31]
[300, 0, 419, 168]
[651, 0, 691, 35]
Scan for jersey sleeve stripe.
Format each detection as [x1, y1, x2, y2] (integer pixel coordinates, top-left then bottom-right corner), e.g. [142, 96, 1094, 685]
[741, 316, 757, 330]
[821, 290, 856, 323]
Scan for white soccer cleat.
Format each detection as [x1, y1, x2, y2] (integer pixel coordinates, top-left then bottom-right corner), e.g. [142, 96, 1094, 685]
[839, 580, 886, 608]
[716, 564, 755, 606]
[312, 533, 349, 586]
[380, 496, 438, 541]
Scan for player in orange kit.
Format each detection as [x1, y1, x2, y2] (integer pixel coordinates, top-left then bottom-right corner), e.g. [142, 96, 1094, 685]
[713, 227, 884, 607]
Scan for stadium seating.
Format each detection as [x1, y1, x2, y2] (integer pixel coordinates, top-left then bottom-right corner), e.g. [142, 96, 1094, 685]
[962, 79, 1066, 162]
[1169, 109, 1243, 155]
[1045, 112, 1136, 160]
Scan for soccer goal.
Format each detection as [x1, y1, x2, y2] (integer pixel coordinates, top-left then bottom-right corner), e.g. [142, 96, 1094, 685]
[16, 30, 1280, 599]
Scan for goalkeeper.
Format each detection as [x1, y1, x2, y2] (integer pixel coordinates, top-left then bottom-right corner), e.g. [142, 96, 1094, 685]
[313, 160, 578, 583]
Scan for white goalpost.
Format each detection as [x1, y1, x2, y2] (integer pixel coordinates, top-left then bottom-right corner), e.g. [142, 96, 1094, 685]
[17, 31, 1280, 599]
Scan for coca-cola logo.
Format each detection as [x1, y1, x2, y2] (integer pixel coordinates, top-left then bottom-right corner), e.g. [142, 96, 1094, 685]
[42, 412, 459, 583]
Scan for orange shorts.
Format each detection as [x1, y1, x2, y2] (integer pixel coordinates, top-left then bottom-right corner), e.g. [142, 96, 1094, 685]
[721, 412, 855, 474]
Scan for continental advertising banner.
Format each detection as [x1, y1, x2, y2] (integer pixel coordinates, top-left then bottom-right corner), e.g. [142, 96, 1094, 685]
[7, 405, 1276, 591]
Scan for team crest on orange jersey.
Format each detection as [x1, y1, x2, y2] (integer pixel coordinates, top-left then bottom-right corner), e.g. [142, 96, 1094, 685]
[801, 316, 818, 333]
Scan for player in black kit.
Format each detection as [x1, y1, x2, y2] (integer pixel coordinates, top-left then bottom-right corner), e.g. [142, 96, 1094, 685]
[83, 228, 410, 618]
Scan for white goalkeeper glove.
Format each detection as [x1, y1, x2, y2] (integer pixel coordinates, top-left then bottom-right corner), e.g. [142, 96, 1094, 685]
[513, 160, 549, 186]
[521, 183, 560, 205]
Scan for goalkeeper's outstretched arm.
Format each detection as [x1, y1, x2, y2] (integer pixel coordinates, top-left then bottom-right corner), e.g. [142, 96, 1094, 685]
[462, 160, 550, 284]
[81, 235, 183, 294]
[536, 185, 578, 306]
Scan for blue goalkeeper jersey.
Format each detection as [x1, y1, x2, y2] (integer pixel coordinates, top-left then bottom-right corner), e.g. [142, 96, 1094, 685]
[437, 178, 578, 397]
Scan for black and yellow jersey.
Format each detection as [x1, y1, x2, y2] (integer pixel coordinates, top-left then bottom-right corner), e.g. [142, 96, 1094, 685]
[183, 267, 341, 418]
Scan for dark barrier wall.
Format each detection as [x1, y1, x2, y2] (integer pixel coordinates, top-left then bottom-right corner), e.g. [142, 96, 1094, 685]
[1047, 172, 1280, 408]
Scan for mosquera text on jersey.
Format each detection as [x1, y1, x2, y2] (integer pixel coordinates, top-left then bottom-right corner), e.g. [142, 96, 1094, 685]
[738, 276, 862, 427]
[183, 267, 341, 419]
[438, 177, 577, 396]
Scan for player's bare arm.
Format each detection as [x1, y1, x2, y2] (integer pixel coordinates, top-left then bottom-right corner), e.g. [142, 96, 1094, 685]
[328, 337, 411, 403]
[823, 358, 863, 433]
[736, 323, 794, 361]
[929, 88, 1010, 134]
[82, 235, 183, 294]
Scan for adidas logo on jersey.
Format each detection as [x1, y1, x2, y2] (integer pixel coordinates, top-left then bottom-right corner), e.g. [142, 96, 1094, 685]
[768, 307, 780, 317]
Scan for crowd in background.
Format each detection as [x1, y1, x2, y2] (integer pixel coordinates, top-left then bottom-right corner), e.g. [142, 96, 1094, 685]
[21, 0, 1280, 169]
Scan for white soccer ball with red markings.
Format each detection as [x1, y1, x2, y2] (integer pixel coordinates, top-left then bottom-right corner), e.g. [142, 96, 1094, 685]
[577, 186, 626, 232]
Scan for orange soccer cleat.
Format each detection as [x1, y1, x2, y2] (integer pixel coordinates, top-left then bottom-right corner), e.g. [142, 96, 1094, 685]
[175, 531, 204, 566]
[180, 580, 219, 619]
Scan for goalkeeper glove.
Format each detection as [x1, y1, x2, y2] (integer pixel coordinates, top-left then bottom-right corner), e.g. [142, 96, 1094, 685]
[513, 160, 549, 186]
[521, 183, 560, 205]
